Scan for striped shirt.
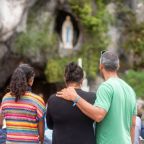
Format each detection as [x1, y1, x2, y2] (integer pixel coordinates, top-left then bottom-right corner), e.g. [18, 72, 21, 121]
[0, 92, 46, 144]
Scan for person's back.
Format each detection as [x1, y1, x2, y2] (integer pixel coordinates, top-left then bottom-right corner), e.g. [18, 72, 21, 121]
[47, 89, 96, 144]
[0, 64, 46, 144]
[1, 92, 45, 144]
[95, 77, 136, 144]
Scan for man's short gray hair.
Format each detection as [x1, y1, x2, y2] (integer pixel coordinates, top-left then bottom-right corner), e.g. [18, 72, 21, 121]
[100, 51, 119, 71]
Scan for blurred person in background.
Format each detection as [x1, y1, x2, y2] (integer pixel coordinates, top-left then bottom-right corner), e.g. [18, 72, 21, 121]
[46, 62, 96, 144]
[134, 102, 143, 144]
[136, 100, 144, 143]
[0, 64, 46, 144]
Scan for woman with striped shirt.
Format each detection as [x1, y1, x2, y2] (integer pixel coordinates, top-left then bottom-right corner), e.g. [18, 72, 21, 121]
[0, 64, 46, 144]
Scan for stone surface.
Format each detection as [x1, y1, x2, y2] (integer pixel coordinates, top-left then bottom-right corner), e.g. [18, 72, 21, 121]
[0, 43, 8, 60]
[136, 1, 144, 23]
[0, 0, 144, 91]
[107, 3, 121, 53]
[0, 0, 66, 89]
[0, 0, 37, 41]
[0, 54, 21, 88]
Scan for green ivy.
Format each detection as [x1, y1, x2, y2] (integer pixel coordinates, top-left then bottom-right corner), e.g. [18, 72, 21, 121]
[14, 0, 111, 83]
[45, 57, 78, 83]
[124, 22, 144, 52]
[14, 7, 57, 56]
[44, 0, 111, 83]
[69, 0, 110, 32]
[122, 70, 144, 98]
[45, 55, 99, 83]
[116, 4, 144, 68]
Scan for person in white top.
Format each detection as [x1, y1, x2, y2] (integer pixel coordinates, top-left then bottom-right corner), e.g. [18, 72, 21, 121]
[134, 103, 144, 144]
[135, 116, 142, 144]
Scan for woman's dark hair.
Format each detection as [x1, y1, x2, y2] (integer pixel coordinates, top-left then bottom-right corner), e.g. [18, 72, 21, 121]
[10, 64, 35, 102]
[65, 62, 84, 84]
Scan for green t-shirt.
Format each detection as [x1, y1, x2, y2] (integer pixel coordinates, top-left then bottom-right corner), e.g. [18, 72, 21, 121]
[94, 77, 136, 144]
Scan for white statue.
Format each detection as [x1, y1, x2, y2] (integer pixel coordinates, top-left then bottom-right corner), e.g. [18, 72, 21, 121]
[77, 58, 89, 92]
[62, 16, 74, 49]
[78, 58, 82, 68]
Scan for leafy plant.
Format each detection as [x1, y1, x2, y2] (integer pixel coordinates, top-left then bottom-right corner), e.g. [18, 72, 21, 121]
[122, 70, 144, 98]
[15, 0, 111, 83]
[14, 8, 57, 56]
[45, 57, 78, 83]
[113, 3, 144, 68]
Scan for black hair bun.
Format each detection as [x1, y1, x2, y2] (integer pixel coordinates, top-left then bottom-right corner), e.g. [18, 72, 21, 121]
[65, 62, 84, 83]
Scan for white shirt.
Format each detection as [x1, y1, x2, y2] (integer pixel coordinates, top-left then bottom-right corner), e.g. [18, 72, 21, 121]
[134, 116, 142, 144]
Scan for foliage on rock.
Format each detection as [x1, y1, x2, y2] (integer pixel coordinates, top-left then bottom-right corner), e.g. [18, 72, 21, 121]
[44, 0, 111, 82]
[14, 0, 111, 83]
[123, 19, 144, 68]
[44, 0, 110, 81]
[45, 57, 77, 83]
[122, 70, 144, 97]
[115, 4, 144, 68]
[14, 6, 58, 57]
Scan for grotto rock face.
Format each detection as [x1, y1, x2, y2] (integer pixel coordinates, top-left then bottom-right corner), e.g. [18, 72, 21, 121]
[0, 0, 37, 89]
[0, 0, 68, 41]
[0, 0, 144, 91]
[0, 0, 37, 41]
[0, 0, 68, 89]
[0, 43, 8, 60]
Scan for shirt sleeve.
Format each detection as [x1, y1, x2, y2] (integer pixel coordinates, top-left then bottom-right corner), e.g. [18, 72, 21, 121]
[94, 83, 113, 112]
[34, 96, 46, 121]
[0, 96, 6, 116]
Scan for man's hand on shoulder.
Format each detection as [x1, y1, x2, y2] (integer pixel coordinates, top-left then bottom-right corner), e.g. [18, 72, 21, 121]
[56, 87, 78, 101]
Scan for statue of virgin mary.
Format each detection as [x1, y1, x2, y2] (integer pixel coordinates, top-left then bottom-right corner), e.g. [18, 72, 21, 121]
[62, 16, 74, 49]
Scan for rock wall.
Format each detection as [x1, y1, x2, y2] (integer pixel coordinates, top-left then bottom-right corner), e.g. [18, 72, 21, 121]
[0, 0, 68, 89]
[0, 0, 144, 92]
[0, 0, 37, 41]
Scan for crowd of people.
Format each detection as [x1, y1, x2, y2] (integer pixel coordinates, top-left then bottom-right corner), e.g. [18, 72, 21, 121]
[0, 51, 143, 144]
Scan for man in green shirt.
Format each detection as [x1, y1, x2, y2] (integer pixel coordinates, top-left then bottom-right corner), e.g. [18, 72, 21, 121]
[57, 51, 136, 144]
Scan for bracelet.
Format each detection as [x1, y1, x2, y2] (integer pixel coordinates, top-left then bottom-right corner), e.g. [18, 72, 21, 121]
[72, 95, 81, 107]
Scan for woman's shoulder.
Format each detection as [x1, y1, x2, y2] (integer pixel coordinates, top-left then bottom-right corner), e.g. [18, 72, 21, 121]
[2, 92, 13, 100]
[24, 92, 45, 105]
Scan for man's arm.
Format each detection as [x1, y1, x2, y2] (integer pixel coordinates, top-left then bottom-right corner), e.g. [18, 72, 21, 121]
[131, 116, 136, 144]
[76, 97, 107, 122]
[57, 87, 107, 122]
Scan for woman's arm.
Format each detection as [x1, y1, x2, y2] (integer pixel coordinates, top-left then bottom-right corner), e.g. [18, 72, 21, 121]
[38, 119, 45, 144]
[0, 112, 4, 129]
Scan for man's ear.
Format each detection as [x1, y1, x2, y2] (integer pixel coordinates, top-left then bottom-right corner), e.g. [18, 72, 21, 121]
[117, 64, 120, 70]
[99, 64, 104, 70]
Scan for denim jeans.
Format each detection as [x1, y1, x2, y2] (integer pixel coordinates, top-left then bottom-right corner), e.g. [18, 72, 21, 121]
[0, 128, 6, 144]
